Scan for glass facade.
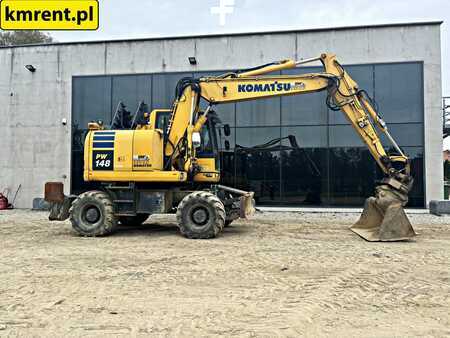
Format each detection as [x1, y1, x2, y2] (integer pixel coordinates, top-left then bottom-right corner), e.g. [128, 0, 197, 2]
[72, 62, 425, 207]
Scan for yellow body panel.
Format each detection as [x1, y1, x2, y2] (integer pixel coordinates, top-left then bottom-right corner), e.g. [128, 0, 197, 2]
[194, 173, 220, 182]
[199, 75, 329, 103]
[86, 170, 187, 182]
[132, 129, 163, 171]
[111, 131, 133, 171]
[84, 129, 186, 182]
[194, 158, 220, 182]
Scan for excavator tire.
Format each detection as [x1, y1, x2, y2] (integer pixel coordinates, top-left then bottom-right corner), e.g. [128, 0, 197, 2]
[119, 214, 150, 226]
[176, 191, 226, 239]
[70, 190, 117, 237]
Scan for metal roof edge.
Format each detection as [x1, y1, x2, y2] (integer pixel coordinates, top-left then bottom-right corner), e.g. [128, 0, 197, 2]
[0, 20, 443, 49]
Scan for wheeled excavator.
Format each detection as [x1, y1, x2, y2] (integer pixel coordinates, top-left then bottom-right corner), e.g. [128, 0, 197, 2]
[45, 53, 416, 241]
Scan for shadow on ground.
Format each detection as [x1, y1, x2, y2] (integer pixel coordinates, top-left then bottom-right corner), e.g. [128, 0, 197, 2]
[92, 222, 251, 239]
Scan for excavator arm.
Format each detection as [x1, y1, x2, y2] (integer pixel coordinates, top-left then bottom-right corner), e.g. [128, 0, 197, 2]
[165, 53, 416, 241]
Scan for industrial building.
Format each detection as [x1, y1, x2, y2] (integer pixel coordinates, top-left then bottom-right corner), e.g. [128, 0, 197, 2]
[0, 21, 443, 208]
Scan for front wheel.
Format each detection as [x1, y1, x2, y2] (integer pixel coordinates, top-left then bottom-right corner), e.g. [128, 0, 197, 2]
[176, 191, 226, 239]
[70, 190, 117, 237]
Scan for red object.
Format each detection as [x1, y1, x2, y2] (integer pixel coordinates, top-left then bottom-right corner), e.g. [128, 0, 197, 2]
[0, 193, 11, 210]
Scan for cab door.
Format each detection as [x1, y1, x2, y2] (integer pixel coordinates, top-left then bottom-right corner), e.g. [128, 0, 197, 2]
[194, 119, 220, 182]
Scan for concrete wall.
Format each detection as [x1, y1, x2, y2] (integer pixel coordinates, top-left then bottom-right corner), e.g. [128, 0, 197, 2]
[0, 22, 442, 208]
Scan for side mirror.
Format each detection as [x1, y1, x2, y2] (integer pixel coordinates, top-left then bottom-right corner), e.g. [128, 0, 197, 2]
[224, 124, 231, 137]
[192, 132, 201, 148]
[224, 140, 230, 151]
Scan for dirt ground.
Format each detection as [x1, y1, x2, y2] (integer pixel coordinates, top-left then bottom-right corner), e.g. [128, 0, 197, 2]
[0, 210, 449, 337]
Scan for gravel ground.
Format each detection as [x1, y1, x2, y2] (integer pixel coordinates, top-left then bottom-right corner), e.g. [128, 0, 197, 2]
[0, 209, 449, 337]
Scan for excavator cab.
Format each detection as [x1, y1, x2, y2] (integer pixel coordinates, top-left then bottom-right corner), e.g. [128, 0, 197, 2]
[192, 110, 224, 183]
[149, 108, 225, 182]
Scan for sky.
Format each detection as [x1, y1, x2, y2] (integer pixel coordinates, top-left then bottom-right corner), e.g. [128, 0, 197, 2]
[50, 0, 449, 95]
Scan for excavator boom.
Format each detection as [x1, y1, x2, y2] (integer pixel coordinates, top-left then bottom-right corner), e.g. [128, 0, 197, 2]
[166, 53, 415, 241]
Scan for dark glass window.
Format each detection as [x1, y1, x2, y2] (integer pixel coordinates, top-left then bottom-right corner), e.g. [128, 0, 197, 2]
[329, 125, 365, 148]
[72, 77, 112, 193]
[380, 123, 424, 147]
[281, 67, 327, 126]
[71, 62, 425, 207]
[281, 126, 327, 148]
[72, 76, 112, 128]
[198, 125, 213, 155]
[111, 75, 152, 116]
[280, 126, 328, 205]
[71, 128, 100, 194]
[281, 148, 328, 205]
[218, 126, 235, 151]
[236, 97, 281, 127]
[374, 63, 423, 123]
[235, 150, 281, 204]
[235, 127, 281, 204]
[235, 126, 280, 148]
[328, 123, 424, 149]
[219, 126, 236, 187]
[406, 147, 424, 207]
[328, 148, 377, 206]
[152, 72, 193, 109]
[211, 103, 236, 127]
[154, 111, 172, 130]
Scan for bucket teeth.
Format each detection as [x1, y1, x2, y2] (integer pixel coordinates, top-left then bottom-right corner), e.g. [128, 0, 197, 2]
[351, 184, 416, 242]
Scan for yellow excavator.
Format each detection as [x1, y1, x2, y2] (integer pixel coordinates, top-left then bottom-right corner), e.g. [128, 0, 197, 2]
[45, 53, 416, 241]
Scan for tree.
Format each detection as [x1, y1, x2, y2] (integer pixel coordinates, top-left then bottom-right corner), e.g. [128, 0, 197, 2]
[0, 30, 53, 46]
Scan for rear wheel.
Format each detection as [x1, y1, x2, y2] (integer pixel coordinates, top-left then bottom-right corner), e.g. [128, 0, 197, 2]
[119, 214, 150, 226]
[176, 191, 226, 239]
[70, 190, 117, 236]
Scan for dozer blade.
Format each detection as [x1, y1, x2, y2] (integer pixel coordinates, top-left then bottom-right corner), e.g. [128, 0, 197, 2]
[48, 196, 74, 221]
[351, 185, 416, 242]
[45, 182, 75, 221]
[239, 192, 256, 218]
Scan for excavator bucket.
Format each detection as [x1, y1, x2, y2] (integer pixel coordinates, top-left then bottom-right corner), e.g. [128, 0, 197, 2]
[351, 184, 416, 241]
